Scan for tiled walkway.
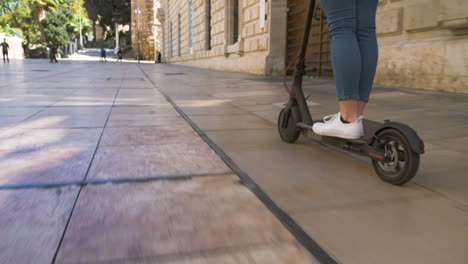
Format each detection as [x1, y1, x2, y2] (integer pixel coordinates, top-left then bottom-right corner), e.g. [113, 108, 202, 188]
[139, 62, 468, 264]
[1, 51, 468, 263]
[0, 57, 316, 263]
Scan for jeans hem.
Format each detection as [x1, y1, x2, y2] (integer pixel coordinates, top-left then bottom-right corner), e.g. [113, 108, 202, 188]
[337, 96, 361, 101]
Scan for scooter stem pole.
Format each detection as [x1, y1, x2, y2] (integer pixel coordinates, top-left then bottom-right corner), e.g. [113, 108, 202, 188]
[299, 0, 316, 60]
[290, 0, 316, 125]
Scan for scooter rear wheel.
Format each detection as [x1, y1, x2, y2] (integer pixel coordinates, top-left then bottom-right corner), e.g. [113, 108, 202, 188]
[278, 107, 301, 143]
[372, 129, 420, 185]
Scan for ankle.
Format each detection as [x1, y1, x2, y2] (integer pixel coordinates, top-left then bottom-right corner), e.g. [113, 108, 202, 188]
[340, 113, 358, 123]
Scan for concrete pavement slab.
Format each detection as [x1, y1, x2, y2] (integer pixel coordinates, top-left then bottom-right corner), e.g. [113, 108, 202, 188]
[0, 107, 43, 117]
[0, 186, 78, 263]
[109, 105, 179, 116]
[19, 106, 111, 128]
[0, 127, 102, 150]
[0, 146, 95, 185]
[114, 98, 169, 106]
[105, 243, 317, 264]
[0, 115, 29, 129]
[291, 196, 468, 264]
[27, 106, 112, 116]
[88, 143, 231, 180]
[189, 115, 274, 131]
[180, 106, 248, 116]
[55, 176, 296, 263]
[100, 126, 201, 147]
[106, 115, 191, 128]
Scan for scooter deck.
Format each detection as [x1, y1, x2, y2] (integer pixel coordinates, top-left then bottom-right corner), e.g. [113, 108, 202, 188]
[362, 119, 384, 140]
[308, 118, 384, 141]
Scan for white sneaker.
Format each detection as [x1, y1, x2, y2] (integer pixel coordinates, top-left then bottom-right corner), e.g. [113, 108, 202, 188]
[322, 113, 363, 122]
[313, 113, 363, 139]
[322, 113, 340, 122]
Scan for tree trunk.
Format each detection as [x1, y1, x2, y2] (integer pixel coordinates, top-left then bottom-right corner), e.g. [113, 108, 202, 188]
[92, 20, 97, 43]
[23, 35, 31, 58]
[115, 23, 119, 51]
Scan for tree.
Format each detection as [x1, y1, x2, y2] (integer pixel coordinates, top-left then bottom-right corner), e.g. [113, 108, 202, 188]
[0, 0, 89, 56]
[97, 0, 130, 28]
[0, 0, 42, 57]
[85, 0, 130, 43]
[41, 8, 70, 47]
[85, 0, 98, 43]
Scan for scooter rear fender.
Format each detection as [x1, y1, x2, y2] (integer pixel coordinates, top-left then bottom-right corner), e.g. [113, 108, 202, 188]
[370, 121, 425, 154]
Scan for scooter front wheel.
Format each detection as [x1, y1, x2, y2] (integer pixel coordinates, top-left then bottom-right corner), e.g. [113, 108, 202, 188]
[278, 106, 301, 143]
[372, 129, 420, 185]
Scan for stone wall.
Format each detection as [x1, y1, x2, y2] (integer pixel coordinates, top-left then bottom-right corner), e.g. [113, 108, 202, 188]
[0, 35, 24, 59]
[156, 0, 467, 93]
[375, 0, 468, 93]
[159, 0, 281, 75]
[131, 0, 162, 60]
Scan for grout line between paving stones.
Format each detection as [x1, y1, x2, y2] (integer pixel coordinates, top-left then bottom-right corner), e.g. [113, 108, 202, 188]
[139, 65, 339, 264]
[0, 66, 87, 88]
[50, 76, 125, 264]
[0, 88, 79, 136]
[0, 172, 235, 191]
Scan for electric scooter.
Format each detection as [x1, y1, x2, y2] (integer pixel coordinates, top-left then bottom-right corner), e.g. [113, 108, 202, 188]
[278, 0, 424, 185]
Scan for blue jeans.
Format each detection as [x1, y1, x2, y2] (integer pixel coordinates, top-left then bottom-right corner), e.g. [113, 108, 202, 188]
[320, 0, 378, 102]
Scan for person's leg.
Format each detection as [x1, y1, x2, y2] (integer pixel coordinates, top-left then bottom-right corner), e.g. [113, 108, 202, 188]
[3, 52, 5, 63]
[6, 52, 8, 62]
[320, 0, 361, 122]
[339, 100, 359, 122]
[356, 0, 379, 116]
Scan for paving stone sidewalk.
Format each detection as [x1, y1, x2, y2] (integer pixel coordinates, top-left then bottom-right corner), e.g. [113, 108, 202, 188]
[0, 60, 317, 263]
[2, 55, 467, 264]
[139, 63, 468, 264]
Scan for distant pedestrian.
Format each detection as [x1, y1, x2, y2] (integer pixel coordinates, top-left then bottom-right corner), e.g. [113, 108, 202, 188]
[50, 44, 58, 63]
[100, 47, 107, 62]
[156, 51, 161, 63]
[117, 48, 122, 62]
[1, 38, 9, 63]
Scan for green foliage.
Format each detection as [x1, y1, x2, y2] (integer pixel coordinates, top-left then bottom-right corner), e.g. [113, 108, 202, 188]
[0, 23, 23, 38]
[41, 8, 70, 46]
[97, 0, 130, 26]
[0, 0, 41, 46]
[85, 0, 130, 40]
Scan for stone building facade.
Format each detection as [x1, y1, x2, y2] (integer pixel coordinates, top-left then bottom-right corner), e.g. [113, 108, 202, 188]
[154, 0, 467, 93]
[157, 0, 287, 75]
[375, 0, 467, 93]
[131, 0, 163, 60]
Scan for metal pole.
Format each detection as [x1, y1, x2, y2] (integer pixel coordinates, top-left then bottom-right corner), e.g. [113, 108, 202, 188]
[79, 0, 84, 49]
[290, 0, 316, 125]
[115, 23, 119, 51]
[137, 0, 141, 63]
[318, 10, 324, 78]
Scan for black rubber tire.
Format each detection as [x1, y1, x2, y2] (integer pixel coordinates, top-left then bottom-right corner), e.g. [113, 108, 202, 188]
[278, 107, 301, 143]
[372, 129, 420, 185]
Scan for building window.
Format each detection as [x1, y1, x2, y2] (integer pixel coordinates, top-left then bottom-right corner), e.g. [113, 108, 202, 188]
[178, 13, 181, 56]
[227, 0, 239, 45]
[206, 0, 212, 50]
[189, 2, 193, 54]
